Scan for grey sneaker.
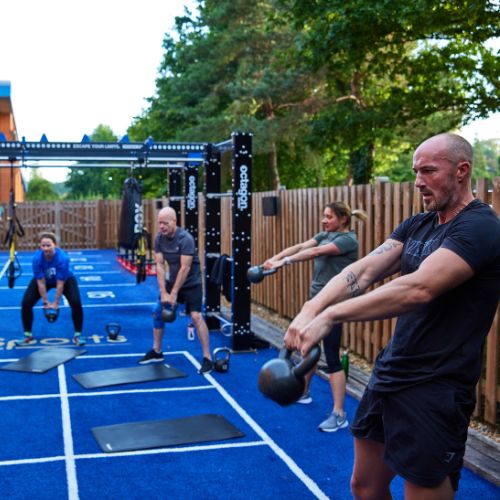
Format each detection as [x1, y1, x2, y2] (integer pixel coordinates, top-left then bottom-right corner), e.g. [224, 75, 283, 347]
[296, 392, 312, 404]
[318, 412, 348, 432]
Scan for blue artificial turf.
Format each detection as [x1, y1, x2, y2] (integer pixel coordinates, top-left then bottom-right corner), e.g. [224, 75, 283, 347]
[0, 249, 498, 499]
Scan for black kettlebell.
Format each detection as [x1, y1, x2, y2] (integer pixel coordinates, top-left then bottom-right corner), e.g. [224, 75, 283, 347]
[247, 265, 277, 284]
[213, 347, 231, 373]
[43, 307, 59, 323]
[258, 345, 321, 406]
[106, 322, 121, 340]
[161, 302, 177, 323]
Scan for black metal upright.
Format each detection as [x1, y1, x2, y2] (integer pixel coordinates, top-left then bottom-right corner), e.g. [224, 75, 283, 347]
[184, 164, 199, 248]
[204, 144, 222, 330]
[168, 169, 182, 217]
[231, 132, 253, 350]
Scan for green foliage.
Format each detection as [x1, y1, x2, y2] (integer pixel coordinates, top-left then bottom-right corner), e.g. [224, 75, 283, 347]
[65, 2, 499, 194]
[64, 125, 168, 200]
[26, 171, 60, 201]
[65, 125, 119, 199]
[128, 0, 499, 188]
[471, 138, 499, 184]
[283, 0, 499, 182]
[129, 0, 330, 189]
[52, 182, 69, 198]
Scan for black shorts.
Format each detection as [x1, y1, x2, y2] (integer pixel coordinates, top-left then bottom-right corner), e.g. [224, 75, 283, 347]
[350, 382, 475, 491]
[166, 282, 203, 314]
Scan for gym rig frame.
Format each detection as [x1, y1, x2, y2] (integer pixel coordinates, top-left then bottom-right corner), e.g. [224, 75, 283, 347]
[0, 132, 256, 351]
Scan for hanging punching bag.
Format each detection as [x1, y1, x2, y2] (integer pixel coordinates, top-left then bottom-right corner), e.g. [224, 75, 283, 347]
[118, 177, 143, 249]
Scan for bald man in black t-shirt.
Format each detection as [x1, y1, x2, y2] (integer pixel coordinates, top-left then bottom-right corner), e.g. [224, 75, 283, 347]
[285, 133, 500, 499]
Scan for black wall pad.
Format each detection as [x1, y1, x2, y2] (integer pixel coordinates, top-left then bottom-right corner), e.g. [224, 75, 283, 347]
[73, 364, 187, 389]
[92, 413, 245, 453]
[0, 348, 86, 374]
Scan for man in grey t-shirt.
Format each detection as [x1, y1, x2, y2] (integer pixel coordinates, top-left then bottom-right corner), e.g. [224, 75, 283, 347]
[139, 207, 213, 373]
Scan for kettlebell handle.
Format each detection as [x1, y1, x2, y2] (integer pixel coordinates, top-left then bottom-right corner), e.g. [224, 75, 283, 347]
[161, 301, 177, 309]
[292, 345, 321, 378]
[247, 265, 278, 284]
[262, 266, 277, 277]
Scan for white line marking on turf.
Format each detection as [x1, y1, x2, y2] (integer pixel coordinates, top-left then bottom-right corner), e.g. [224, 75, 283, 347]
[0, 350, 328, 498]
[77, 351, 187, 359]
[76, 440, 267, 459]
[0, 302, 156, 311]
[0, 386, 215, 402]
[58, 364, 79, 500]
[184, 351, 329, 500]
[0, 441, 266, 467]
[77, 283, 139, 288]
[70, 386, 215, 398]
[0, 455, 67, 466]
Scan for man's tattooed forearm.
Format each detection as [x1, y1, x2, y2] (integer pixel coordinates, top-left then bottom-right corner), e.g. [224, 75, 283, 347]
[368, 241, 399, 256]
[345, 271, 362, 297]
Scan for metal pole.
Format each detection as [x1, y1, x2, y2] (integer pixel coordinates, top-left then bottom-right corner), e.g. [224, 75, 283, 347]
[230, 132, 253, 351]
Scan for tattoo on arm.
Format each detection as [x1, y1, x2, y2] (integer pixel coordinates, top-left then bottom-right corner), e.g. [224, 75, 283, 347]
[369, 241, 399, 256]
[345, 271, 362, 297]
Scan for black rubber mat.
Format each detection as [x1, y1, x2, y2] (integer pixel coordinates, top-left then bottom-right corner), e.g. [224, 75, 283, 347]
[92, 413, 245, 453]
[0, 347, 86, 374]
[73, 363, 187, 389]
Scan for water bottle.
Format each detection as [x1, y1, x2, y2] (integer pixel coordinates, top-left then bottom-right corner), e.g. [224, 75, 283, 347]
[341, 350, 349, 377]
[187, 323, 195, 341]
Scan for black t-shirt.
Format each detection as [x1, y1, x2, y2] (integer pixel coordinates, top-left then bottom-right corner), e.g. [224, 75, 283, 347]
[154, 227, 201, 289]
[369, 199, 500, 393]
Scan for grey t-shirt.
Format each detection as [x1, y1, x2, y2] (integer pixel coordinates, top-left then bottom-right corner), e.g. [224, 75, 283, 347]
[310, 231, 359, 297]
[154, 227, 201, 289]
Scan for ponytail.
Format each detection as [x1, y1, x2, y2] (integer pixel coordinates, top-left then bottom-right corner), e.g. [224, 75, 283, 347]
[325, 201, 367, 227]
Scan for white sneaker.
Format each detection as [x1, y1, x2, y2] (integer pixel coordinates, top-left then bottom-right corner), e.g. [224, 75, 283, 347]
[296, 392, 312, 404]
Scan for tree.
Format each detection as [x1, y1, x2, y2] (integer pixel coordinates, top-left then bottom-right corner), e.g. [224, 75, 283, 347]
[26, 171, 59, 201]
[129, 0, 328, 190]
[471, 138, 499, 184]
[130, 0, 499, 189]
[283, 0, 500, 183]
[65, 125, 123, 199]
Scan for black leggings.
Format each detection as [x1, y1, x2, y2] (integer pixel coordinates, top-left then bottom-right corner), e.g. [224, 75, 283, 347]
[323, 323, 343, 373]
[21, 277, 83, 332]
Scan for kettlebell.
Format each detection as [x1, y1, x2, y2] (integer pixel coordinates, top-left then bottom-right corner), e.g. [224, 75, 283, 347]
[247, 265, 277, 284]
[43, 307, 59, 323]
[106, 322, 121, 340]
[161, 302, 177, 323]
[213, 347, 231, 373]
[258, 345, 321, 406]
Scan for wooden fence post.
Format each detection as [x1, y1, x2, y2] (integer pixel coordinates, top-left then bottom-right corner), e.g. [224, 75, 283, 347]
[483, 177, 500, 425]
[95, 200, 105, 248]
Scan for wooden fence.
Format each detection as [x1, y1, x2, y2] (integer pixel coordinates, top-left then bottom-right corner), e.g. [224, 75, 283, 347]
[244, 179, 499, 428]
[0, 178, 498, 427]
[0, 199, 162, 250]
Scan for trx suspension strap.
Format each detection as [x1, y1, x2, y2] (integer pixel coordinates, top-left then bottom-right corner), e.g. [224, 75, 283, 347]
[134, 157, 150, 284]
[1, 157, 25, 288]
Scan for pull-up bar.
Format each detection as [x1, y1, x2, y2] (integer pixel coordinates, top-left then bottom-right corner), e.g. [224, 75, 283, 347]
[0, 139, 207, 162]
[0, 162, 187, 169]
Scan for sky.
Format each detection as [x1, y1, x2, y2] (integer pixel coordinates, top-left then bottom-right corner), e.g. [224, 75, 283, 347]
[1, 0, 197, 182]
[1, 1, 499, 184]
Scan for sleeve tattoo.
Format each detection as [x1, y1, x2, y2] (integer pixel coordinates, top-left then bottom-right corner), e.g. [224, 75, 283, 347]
[368, 241, 400, 256]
